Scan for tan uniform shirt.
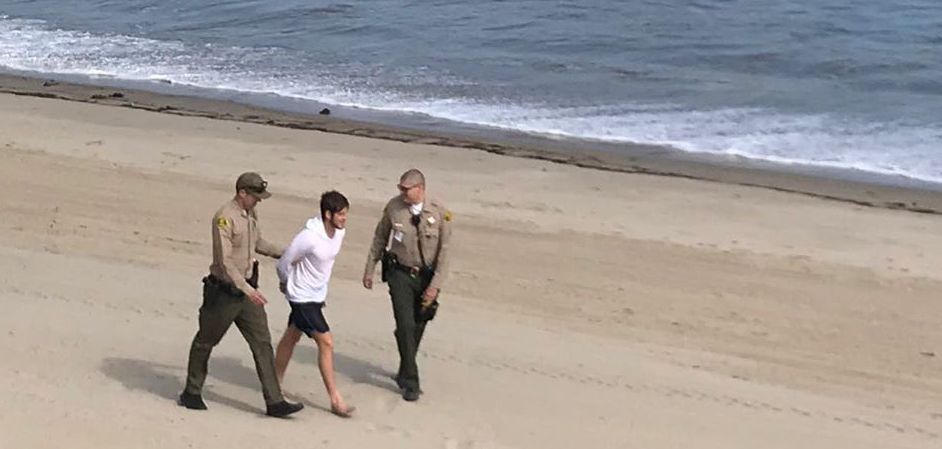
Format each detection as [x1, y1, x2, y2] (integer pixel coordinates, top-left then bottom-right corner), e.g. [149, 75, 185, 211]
[209, 199, 283, 295]
[365, 196, 453, 290]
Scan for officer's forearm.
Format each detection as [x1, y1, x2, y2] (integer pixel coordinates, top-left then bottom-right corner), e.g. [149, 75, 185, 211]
[429, 271, 446, 290]
[256, 238, 283, 258]
[223, 262, 253, 295]
[429, 224, 451, 290]
[365, 219, 390, 275]
[429, 246, 449, 289]
[363, 253, 379, 277]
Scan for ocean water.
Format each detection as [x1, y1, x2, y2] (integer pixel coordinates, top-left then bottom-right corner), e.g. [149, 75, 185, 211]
[1, 0, 940, 183]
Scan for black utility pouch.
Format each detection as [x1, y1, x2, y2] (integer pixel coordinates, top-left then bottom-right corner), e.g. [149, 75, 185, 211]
[204, 274, 246, 300]
[417, 300, 439, 322]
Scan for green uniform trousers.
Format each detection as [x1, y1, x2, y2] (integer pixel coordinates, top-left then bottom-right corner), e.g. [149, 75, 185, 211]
[184, 279, 284, 405]
[388, 268, 434, 391]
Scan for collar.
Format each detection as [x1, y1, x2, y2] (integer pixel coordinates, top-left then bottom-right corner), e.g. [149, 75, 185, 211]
[228, 199, 250, 218]
[409, 202, 424, 216]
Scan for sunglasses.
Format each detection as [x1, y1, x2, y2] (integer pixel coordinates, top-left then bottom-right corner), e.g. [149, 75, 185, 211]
[246, 180, 268, 193]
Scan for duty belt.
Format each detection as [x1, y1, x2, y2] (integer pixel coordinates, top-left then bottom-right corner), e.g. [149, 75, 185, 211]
[204, 263, 258, 296]
[391, 260, 434, 278]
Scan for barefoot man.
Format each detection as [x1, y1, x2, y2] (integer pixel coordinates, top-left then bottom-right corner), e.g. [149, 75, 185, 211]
[274, 190, 355, 417]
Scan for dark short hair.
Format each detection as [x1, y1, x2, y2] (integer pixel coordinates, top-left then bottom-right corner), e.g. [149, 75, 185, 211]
[320, 190, 349, 219]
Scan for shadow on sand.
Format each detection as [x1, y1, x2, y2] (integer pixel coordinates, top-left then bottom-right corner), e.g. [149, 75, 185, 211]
[293, 345, 400, 394]
[101, 348, 399, 414]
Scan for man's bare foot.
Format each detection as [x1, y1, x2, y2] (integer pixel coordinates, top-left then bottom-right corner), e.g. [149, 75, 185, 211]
[330, 403, 355, 418]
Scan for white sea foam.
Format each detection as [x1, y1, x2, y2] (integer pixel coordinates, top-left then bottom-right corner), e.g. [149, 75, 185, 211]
[1, 17, 940, 184]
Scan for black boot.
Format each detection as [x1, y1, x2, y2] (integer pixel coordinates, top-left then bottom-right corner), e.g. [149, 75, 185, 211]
[402, 387, 420, 402]
[393, 374, 423, 394]
[266, 400, 304, 418]
[178, 391, 207, 410]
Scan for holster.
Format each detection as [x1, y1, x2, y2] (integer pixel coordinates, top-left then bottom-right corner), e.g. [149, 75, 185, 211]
[247, 260, 259, 289]
[203, 262, 258, 299]
[381, 251, 396, 283]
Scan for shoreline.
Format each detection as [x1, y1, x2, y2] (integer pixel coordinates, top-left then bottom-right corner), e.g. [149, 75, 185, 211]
[2, 72, 940, 214]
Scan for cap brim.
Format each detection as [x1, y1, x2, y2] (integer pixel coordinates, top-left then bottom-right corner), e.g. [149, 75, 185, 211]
[251, 190, 272, 199]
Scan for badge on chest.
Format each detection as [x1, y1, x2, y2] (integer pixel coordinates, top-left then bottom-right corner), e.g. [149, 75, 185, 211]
[393, 223, 404, 242]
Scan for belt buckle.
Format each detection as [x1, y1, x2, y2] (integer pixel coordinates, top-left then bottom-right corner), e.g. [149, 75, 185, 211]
[408, 266, 420, 277]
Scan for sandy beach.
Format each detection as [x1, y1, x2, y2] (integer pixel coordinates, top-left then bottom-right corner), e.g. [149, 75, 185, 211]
[1, 85, 942, 448]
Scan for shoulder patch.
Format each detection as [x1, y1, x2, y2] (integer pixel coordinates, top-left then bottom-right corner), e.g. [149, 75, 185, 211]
[444, 210, 453, 222]
[216, 216, 230, 229]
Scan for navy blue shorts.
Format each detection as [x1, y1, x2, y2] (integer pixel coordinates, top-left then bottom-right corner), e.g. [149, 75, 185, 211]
[288, 301, 330, 336]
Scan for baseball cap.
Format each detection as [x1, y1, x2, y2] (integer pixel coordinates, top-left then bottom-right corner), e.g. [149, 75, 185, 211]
[236, 172, 272, 199]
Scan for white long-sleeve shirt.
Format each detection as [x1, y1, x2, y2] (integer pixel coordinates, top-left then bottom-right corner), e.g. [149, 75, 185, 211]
[276, 216, 345, 303]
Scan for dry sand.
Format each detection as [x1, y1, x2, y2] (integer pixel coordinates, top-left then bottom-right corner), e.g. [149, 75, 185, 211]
[1, 91, 942, 448]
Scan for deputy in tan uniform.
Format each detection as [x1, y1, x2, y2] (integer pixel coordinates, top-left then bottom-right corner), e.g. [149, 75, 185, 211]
[179, 172, 303, 418]
[363, 168, 452, 402]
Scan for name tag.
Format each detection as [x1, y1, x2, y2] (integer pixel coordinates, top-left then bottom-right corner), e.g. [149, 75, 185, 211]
[393, 230, 404, 242]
